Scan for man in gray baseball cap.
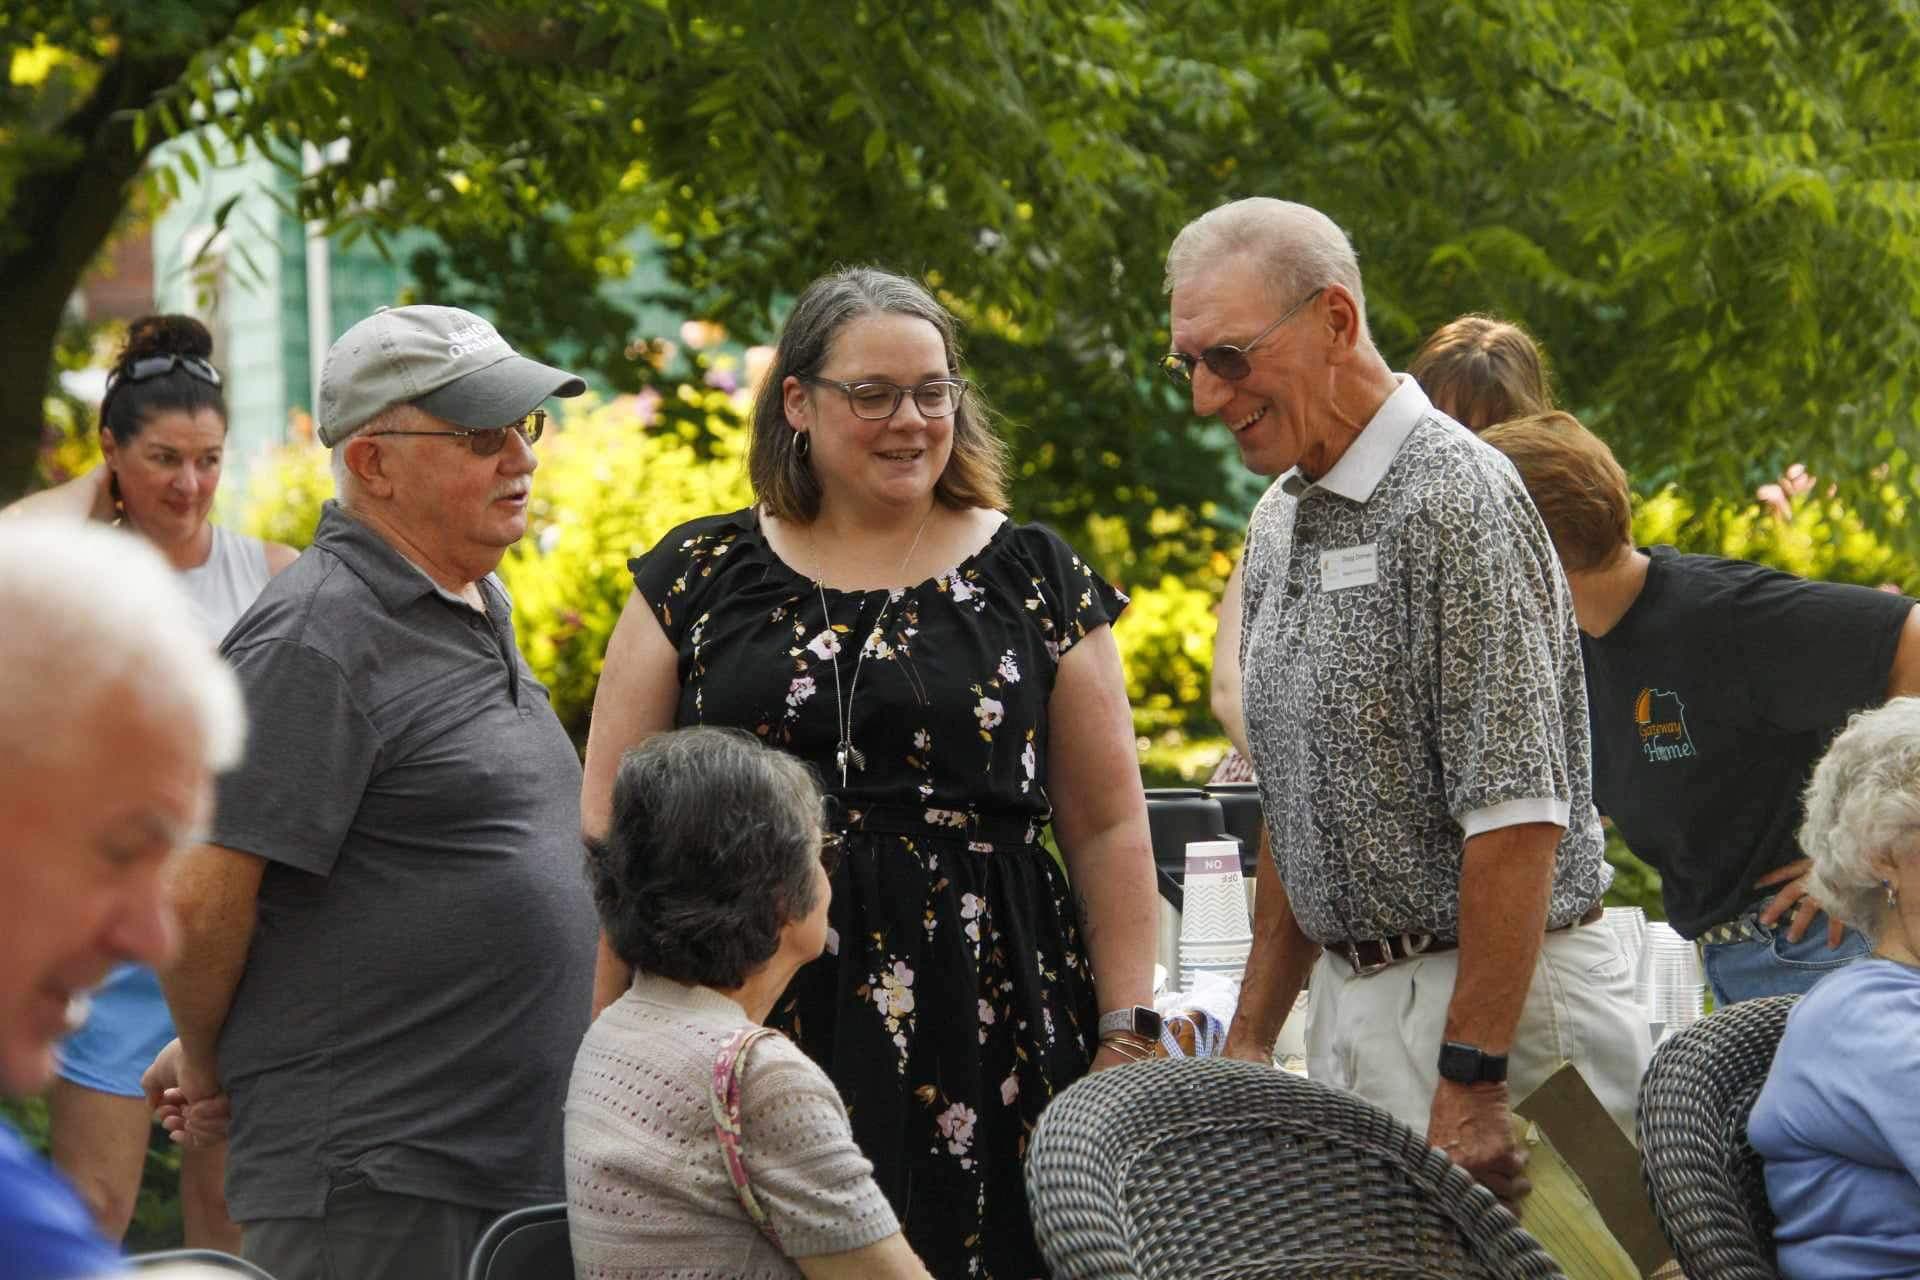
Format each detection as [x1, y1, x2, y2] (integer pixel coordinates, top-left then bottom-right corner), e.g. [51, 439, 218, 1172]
[315, 304, 585, 446]
[154, 305, 598, 1278]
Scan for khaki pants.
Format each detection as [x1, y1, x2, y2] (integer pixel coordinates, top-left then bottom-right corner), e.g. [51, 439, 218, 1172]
[1306, 921, 1651, 1142]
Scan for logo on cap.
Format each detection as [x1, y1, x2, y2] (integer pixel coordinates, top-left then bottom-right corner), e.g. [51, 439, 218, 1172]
[446, 319, 508, 362]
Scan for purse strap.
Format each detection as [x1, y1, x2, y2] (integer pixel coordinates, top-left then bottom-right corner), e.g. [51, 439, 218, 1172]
[710, 1024, 786, 1252]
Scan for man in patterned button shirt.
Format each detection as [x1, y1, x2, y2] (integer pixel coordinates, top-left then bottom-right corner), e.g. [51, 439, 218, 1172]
[1163, 197, 1649, 1203]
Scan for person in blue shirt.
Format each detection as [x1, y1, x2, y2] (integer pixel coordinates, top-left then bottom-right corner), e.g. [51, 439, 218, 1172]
[0, 519, 246, 1279]
[1750, 696, 1920, 1279]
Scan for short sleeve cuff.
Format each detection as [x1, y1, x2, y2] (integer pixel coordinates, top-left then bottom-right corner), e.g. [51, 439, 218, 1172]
[1459, 796, 1569, 839]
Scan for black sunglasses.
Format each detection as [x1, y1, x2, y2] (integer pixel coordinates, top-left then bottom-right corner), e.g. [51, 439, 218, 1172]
[365, 409, 547, 457]
[103, 353, 223, 400]
[1160, 286, 1325, 386]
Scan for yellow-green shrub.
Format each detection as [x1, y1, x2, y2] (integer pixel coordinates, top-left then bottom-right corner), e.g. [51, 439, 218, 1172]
[495, 391, 752, 741]
[1635, 485, 1918, 592]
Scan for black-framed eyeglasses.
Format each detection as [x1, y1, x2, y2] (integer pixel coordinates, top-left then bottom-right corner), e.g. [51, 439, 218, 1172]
[103, 353, 223, 400]
[1160, 286, 1326, 386]
[365, 409, 547, 457]
[802, 376, 969, 420]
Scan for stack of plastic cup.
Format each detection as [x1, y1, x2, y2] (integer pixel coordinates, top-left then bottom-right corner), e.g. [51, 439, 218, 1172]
[1178, 839, 1253, 992]
[1645, 920, 1705, 1043]
[1602, 906, 1652, 1013]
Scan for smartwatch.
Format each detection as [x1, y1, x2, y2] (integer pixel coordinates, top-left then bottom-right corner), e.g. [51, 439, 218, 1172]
[1098, 1005, 1164, 1042]
[1437, 1041, 1509, 1085]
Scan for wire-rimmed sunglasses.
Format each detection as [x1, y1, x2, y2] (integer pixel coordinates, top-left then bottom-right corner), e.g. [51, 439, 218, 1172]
[818, 794, 848, 875]
[803, 376, 969, 420]
[366, 408, 547, 457]
[818, 829, 845, 876]
[1160, 286, 1325, 386]
[103, 353, 223, 400]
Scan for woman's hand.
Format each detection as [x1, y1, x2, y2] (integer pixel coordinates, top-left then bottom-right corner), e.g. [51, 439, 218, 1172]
[1, 462, 115, 523]
[1090, 1039, 1155, 1072]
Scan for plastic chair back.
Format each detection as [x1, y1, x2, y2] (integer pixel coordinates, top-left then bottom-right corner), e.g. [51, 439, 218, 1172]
[466, 1202, 572, 1280]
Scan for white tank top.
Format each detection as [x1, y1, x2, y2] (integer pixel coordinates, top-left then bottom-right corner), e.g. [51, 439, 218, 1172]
[180, 524, 273, 645]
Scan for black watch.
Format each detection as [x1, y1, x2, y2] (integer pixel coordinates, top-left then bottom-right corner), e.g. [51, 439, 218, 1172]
[1437, 1041, 1509, 1085]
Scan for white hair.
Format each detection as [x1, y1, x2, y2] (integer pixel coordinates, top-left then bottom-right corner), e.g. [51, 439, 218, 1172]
[0, 520, 245, 771]
[329, 402, 427, 504]
[1799, 696, 1920, 938]
[1164, 197, 1371, 341]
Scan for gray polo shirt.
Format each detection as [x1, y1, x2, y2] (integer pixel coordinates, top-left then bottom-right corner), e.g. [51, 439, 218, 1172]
[1240, 377, 1609, 944]
[211, 500, 596, 1221]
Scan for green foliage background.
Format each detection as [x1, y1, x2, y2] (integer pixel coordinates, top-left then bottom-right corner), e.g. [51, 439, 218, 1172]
[7, 1, 1920, 538]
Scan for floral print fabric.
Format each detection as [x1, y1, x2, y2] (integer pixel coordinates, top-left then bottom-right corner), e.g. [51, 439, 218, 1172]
[630, 508, 1128, 1278]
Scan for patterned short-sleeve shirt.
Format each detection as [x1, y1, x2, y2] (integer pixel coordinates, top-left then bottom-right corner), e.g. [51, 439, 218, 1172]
[1240, 377, 1609, 943]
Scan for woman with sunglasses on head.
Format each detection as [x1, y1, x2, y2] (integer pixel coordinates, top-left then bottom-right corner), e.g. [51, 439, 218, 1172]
[570, 727, 932, 1278]
[583, 267, 1158, 1277]
[5, 315, 295, 1254]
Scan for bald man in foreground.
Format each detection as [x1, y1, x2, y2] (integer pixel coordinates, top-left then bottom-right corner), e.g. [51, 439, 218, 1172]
[1162, 197, 1649, 1202]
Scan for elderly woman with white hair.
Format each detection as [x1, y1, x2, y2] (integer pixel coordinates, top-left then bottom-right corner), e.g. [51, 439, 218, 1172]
[1749, 695, 1920, 1279]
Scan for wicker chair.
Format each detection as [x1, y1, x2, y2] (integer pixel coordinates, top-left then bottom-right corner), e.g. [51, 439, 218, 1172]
[1026, 1057, 1565, 1279]
[1637, 994, 1796, 1279]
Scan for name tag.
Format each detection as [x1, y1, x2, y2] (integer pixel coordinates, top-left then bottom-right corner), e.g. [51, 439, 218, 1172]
[1320, 544, 1378, 591]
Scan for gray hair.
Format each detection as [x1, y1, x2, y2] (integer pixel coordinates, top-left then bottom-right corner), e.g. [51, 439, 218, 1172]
[329, 402, 426, 502]
[0, 519, 245, 770]
[587, 727, 825, 989]
[1164, 197, 1370, 341]
[1798, 696, 1920, 938]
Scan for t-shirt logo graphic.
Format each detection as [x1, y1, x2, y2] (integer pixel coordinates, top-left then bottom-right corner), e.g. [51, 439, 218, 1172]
[1634, 687, 1697, 763]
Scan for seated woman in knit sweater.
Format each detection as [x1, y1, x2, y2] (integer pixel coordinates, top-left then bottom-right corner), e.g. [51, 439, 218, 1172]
[567, 727, 932, 1279]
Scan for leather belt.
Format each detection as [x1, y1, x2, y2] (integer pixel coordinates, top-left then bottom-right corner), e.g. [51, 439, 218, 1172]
[1332, 903, 1606, 977]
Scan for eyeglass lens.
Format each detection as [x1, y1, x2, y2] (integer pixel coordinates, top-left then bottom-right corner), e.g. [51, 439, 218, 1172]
[469, 410, 546, 456]
[1160, 345, 1253, 386]
[819, 831, 844, 875]
[844, 381, 963, 419]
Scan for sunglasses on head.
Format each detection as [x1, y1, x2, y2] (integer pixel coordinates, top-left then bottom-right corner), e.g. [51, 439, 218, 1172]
[365, 409, 547, 457]
[1160, 286, 1325, 386]
[103, 353, 223, 400]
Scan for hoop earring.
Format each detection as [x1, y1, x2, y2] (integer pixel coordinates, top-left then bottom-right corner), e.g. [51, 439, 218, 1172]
[793, 431, 810, 459]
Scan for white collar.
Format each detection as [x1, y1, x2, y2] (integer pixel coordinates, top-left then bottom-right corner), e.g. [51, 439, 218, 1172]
[1279, 375, 1432, 503]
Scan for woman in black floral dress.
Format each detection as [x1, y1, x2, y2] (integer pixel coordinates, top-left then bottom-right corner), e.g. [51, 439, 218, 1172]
[581, 268, 1158, 1278]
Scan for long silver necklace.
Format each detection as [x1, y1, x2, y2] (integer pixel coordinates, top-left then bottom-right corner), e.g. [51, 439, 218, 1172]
[813, 505, 934, 786]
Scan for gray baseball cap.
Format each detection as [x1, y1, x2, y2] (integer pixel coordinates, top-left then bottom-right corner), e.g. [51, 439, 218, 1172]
[316, 304, 587, 446]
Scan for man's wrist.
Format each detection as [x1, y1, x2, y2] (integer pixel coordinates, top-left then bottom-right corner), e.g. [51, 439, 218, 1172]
[1437, 1040, 1509, 1085]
